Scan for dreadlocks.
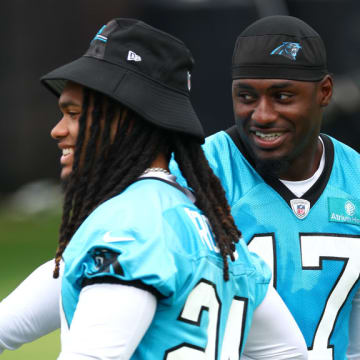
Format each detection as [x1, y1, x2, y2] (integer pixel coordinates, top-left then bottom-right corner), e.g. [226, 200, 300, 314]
[53, 88, 241, 280]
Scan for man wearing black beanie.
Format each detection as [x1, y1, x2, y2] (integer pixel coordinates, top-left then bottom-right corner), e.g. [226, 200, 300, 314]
[190, 15, 360, 360]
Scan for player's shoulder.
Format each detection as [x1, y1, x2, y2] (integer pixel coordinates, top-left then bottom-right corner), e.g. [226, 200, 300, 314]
[325, 134, 360, 173]
[203, 129, 264, 207]
[203, 128, 255, 172]
[82, 178, 199, 243]
[97, 178, 189, 215]
[203, 130, 238, 157]
[232, 239, 272, 285]
[65, 178, 198, 264]
[327, 134, 358, 153]
[227, 239, 272, 309]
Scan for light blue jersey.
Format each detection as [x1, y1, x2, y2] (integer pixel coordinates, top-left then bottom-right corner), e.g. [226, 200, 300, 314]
[61, 177, 271, 359]
[173, 128, 360, 360]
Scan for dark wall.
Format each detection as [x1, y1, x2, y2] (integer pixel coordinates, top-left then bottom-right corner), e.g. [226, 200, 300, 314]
[2, 0, 359, 194]
[1, 0, 143, 194]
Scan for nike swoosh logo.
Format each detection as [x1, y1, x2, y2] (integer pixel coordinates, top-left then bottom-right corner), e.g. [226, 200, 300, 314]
[103, 231, 135, 243]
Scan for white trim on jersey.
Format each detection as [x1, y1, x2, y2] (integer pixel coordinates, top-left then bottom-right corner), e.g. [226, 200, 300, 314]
[279, 137, 326, 198]
[139, 170, 196, 203]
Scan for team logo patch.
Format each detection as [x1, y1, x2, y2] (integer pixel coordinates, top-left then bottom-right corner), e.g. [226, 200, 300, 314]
[328, 197, 360, 225]
[89, 249, 124, 276]
[127, 50, 142, 62]
[290, 199, 310, 219]
[270, 42, 302, 61]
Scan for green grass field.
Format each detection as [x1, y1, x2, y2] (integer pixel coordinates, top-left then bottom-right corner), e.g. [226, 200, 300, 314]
[0, 209, 61, 359]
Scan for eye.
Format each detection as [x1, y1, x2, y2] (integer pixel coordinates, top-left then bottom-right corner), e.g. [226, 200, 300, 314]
[68, 111, 80, 119]
[235, 92, 256, 103]
[275, 92, 293, 102]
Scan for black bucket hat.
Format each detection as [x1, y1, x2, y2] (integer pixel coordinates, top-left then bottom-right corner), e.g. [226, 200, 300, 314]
[41, 18, 204, 143]
[232, 15, 328, 81]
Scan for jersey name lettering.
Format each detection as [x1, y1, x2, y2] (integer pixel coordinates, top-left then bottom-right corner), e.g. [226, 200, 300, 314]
[185, 208, 219, 253]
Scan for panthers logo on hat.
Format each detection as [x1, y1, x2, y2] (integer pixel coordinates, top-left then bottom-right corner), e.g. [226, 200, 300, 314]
[270, 42, 302, 61]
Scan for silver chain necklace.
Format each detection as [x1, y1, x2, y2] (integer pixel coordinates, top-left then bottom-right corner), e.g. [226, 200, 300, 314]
[143, 167, 171, 175]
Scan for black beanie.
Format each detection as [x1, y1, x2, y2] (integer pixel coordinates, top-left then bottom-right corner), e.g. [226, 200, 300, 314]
[232, 15, 328, 81]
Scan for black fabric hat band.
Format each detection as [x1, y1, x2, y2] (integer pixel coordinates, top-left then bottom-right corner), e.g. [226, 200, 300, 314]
[232, 15, 328, 81]
[41, 18, 205, 143]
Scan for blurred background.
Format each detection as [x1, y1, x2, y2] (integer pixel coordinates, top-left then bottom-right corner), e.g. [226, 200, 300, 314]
[1, 0, 359, 358]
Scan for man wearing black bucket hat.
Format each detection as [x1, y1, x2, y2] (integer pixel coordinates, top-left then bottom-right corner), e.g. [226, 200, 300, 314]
[0, 17, 308, 359]
[171, 15, 360, 360]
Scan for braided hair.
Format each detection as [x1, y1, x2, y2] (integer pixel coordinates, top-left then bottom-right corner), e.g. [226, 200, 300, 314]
[53, 88, 241, 281]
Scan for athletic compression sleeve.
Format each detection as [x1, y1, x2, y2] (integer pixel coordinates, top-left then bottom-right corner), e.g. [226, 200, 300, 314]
[241, 286, 308, 360]
[0, 260, 61, 353]
[57, 283, 156, 360]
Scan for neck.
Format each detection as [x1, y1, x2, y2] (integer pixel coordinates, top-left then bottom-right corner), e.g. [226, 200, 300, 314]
[150, 152, 169, 172]
[279, 137, 323, 181]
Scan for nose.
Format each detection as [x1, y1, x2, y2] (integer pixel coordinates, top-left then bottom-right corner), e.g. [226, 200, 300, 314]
[51, 117, 68, 140]
[251, 97, 277, 126]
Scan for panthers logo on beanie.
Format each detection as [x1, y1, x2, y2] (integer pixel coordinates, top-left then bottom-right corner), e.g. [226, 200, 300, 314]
[270, 42, 302, 61]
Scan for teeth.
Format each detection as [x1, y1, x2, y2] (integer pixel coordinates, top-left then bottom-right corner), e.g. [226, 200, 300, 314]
[255, 131, 282, 141]
[62, 148, 73, 156]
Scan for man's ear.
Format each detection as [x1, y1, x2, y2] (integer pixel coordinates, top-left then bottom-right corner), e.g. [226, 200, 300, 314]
[318, 75, 333, 107]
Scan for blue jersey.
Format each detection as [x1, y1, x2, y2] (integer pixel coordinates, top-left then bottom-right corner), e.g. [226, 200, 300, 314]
[175, 128, 360, 360]
[61, 177, 271, 360]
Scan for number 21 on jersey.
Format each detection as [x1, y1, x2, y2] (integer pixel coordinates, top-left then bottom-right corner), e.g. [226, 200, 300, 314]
[165, 279, 248, 360]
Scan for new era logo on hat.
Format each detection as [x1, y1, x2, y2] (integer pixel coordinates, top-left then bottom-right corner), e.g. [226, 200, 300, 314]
[127, 51, 142, 62]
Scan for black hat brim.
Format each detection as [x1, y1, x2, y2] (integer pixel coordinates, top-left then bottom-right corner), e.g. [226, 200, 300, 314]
[41, 56, 204, 143]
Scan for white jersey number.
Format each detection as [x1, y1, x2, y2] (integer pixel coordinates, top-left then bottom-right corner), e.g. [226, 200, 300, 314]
[248, 233, 360, 360]
[165, 279, 248, 360]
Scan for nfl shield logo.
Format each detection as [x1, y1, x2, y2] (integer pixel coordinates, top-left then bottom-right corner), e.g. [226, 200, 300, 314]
[297, 204, 305, 216]
[290, 199, 310, 220]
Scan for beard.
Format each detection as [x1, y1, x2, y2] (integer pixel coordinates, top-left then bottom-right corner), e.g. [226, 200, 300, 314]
[235, 117, 291, 179]
[253, 155, 291, 179]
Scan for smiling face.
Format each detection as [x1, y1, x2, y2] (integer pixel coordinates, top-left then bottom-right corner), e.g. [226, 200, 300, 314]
[51, 81, 84, 180]
[232, 76, 333, 180]
[51, 81, 130, 180]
